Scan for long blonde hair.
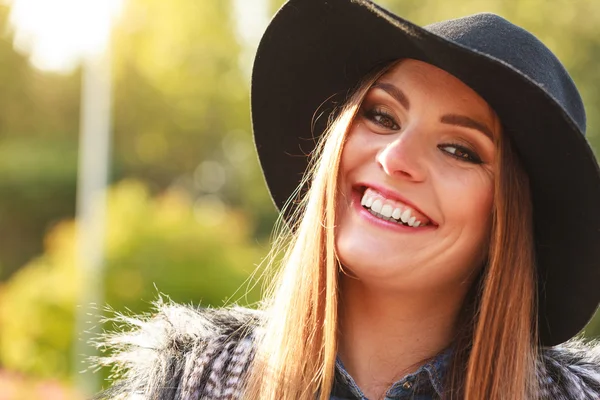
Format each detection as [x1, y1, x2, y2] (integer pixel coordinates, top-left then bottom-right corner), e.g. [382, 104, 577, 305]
[243, 64, 539, 400]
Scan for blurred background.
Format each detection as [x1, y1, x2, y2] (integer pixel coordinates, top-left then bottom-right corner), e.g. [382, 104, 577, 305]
[0, 0, 598, 398]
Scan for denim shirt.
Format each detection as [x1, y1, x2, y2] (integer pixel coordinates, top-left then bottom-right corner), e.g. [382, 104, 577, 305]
[330, 349, 450, 400]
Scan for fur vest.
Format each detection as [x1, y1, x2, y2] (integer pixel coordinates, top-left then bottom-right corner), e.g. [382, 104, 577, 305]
[93, 302, 600, 400]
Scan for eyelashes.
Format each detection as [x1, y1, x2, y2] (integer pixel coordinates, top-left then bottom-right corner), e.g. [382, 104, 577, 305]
[361, 106, 400, 130]
[437, 143, 483, 164]
[360, 105, 484, 165]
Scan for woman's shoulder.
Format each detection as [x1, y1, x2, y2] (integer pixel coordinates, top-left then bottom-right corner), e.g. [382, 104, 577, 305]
[539, 338, 600, 399]
[93, 300, 261, 400]
[94, 302, 600, 400]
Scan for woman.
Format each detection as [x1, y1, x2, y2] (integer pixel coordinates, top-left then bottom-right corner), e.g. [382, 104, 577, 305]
[97, 0, 600, 399]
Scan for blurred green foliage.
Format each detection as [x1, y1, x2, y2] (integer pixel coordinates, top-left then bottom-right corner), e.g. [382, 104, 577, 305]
[0, 180, 264, 380]
[0, 0, 80, 274]
[0, 0, 275, 278]
[109, 0, 275, 234]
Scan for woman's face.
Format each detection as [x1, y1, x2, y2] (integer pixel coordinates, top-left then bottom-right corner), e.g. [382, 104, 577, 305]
[335, 59, 499, 293]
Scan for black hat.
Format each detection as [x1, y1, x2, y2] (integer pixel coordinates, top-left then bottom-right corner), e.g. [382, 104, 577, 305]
[251, 0, 600, 346]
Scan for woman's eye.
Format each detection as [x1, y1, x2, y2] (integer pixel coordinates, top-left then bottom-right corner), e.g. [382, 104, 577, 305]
[363, 107, 400, 130]
[439, 144, 483, 164]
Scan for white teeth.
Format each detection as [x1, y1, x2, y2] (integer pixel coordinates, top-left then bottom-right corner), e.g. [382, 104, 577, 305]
[381, 204, 393, 218]
[360, 189, 428, 228]
[400, 209, 411, 223]
[361, 191, 375, 207]
[371, 199, 382, 213]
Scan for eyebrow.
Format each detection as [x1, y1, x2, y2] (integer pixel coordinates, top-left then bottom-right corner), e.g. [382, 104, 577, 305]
[372, 82, 494, 141]
[372, 82, 410, 110]
[440, 114, 494, 141]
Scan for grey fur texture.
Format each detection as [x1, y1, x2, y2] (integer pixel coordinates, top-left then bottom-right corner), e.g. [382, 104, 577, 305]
[93, 301, 259, 400]
[93, 301, 600, 399]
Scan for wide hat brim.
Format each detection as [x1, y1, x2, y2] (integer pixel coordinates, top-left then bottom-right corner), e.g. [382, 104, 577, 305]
[251, 0, 600, 346]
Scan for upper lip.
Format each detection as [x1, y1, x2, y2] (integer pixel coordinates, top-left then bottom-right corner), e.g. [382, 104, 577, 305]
[355, 182, 438, 226]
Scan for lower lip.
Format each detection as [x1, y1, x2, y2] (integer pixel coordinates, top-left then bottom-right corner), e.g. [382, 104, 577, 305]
[351, 190, 435, 233]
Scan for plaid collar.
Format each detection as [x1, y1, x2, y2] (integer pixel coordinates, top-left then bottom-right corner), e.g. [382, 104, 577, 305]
[331, 348, 451, 399]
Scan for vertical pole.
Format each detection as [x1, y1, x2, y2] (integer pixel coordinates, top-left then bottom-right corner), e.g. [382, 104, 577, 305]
[73, 36, 112, 396]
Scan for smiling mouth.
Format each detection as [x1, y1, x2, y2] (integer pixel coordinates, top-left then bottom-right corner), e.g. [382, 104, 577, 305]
[358, 187, 433, 228]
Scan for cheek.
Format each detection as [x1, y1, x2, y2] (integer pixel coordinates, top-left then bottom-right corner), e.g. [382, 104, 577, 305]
[439, 166, 494, 221]
[341, 124, 369, 164]
[338, 126, 371, 191]
[439, 168, 495, 258]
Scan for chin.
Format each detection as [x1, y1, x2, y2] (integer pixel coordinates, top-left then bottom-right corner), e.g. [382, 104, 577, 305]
[337, 239, 413, 281]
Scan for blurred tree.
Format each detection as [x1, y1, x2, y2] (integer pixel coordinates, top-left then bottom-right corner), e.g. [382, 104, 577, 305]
[0, 1, 81, 277]
[269, 0, 286, 14]
[0, 136, 79, 278]
[0, 0, 276, 278]
[110, 0, 275, 229]
[0, 180, 266, 381]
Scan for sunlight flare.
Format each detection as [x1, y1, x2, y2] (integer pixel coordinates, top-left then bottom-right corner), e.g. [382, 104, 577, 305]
[8, 0, 123, 72]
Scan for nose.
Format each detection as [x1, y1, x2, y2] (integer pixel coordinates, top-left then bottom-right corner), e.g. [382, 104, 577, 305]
[376, 129, 427, 181]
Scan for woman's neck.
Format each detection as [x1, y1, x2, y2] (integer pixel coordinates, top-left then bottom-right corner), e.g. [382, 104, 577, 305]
[337, 275, 466, 399]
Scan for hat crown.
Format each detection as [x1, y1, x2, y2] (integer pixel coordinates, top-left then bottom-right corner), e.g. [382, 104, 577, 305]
[425, 12, 586, 133]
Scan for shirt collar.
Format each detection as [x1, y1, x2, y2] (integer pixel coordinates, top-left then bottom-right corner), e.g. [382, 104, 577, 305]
[333, 348, 451, 399]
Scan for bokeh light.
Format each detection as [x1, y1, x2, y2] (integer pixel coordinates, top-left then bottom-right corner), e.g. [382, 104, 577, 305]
[9, 0, 123, 72]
